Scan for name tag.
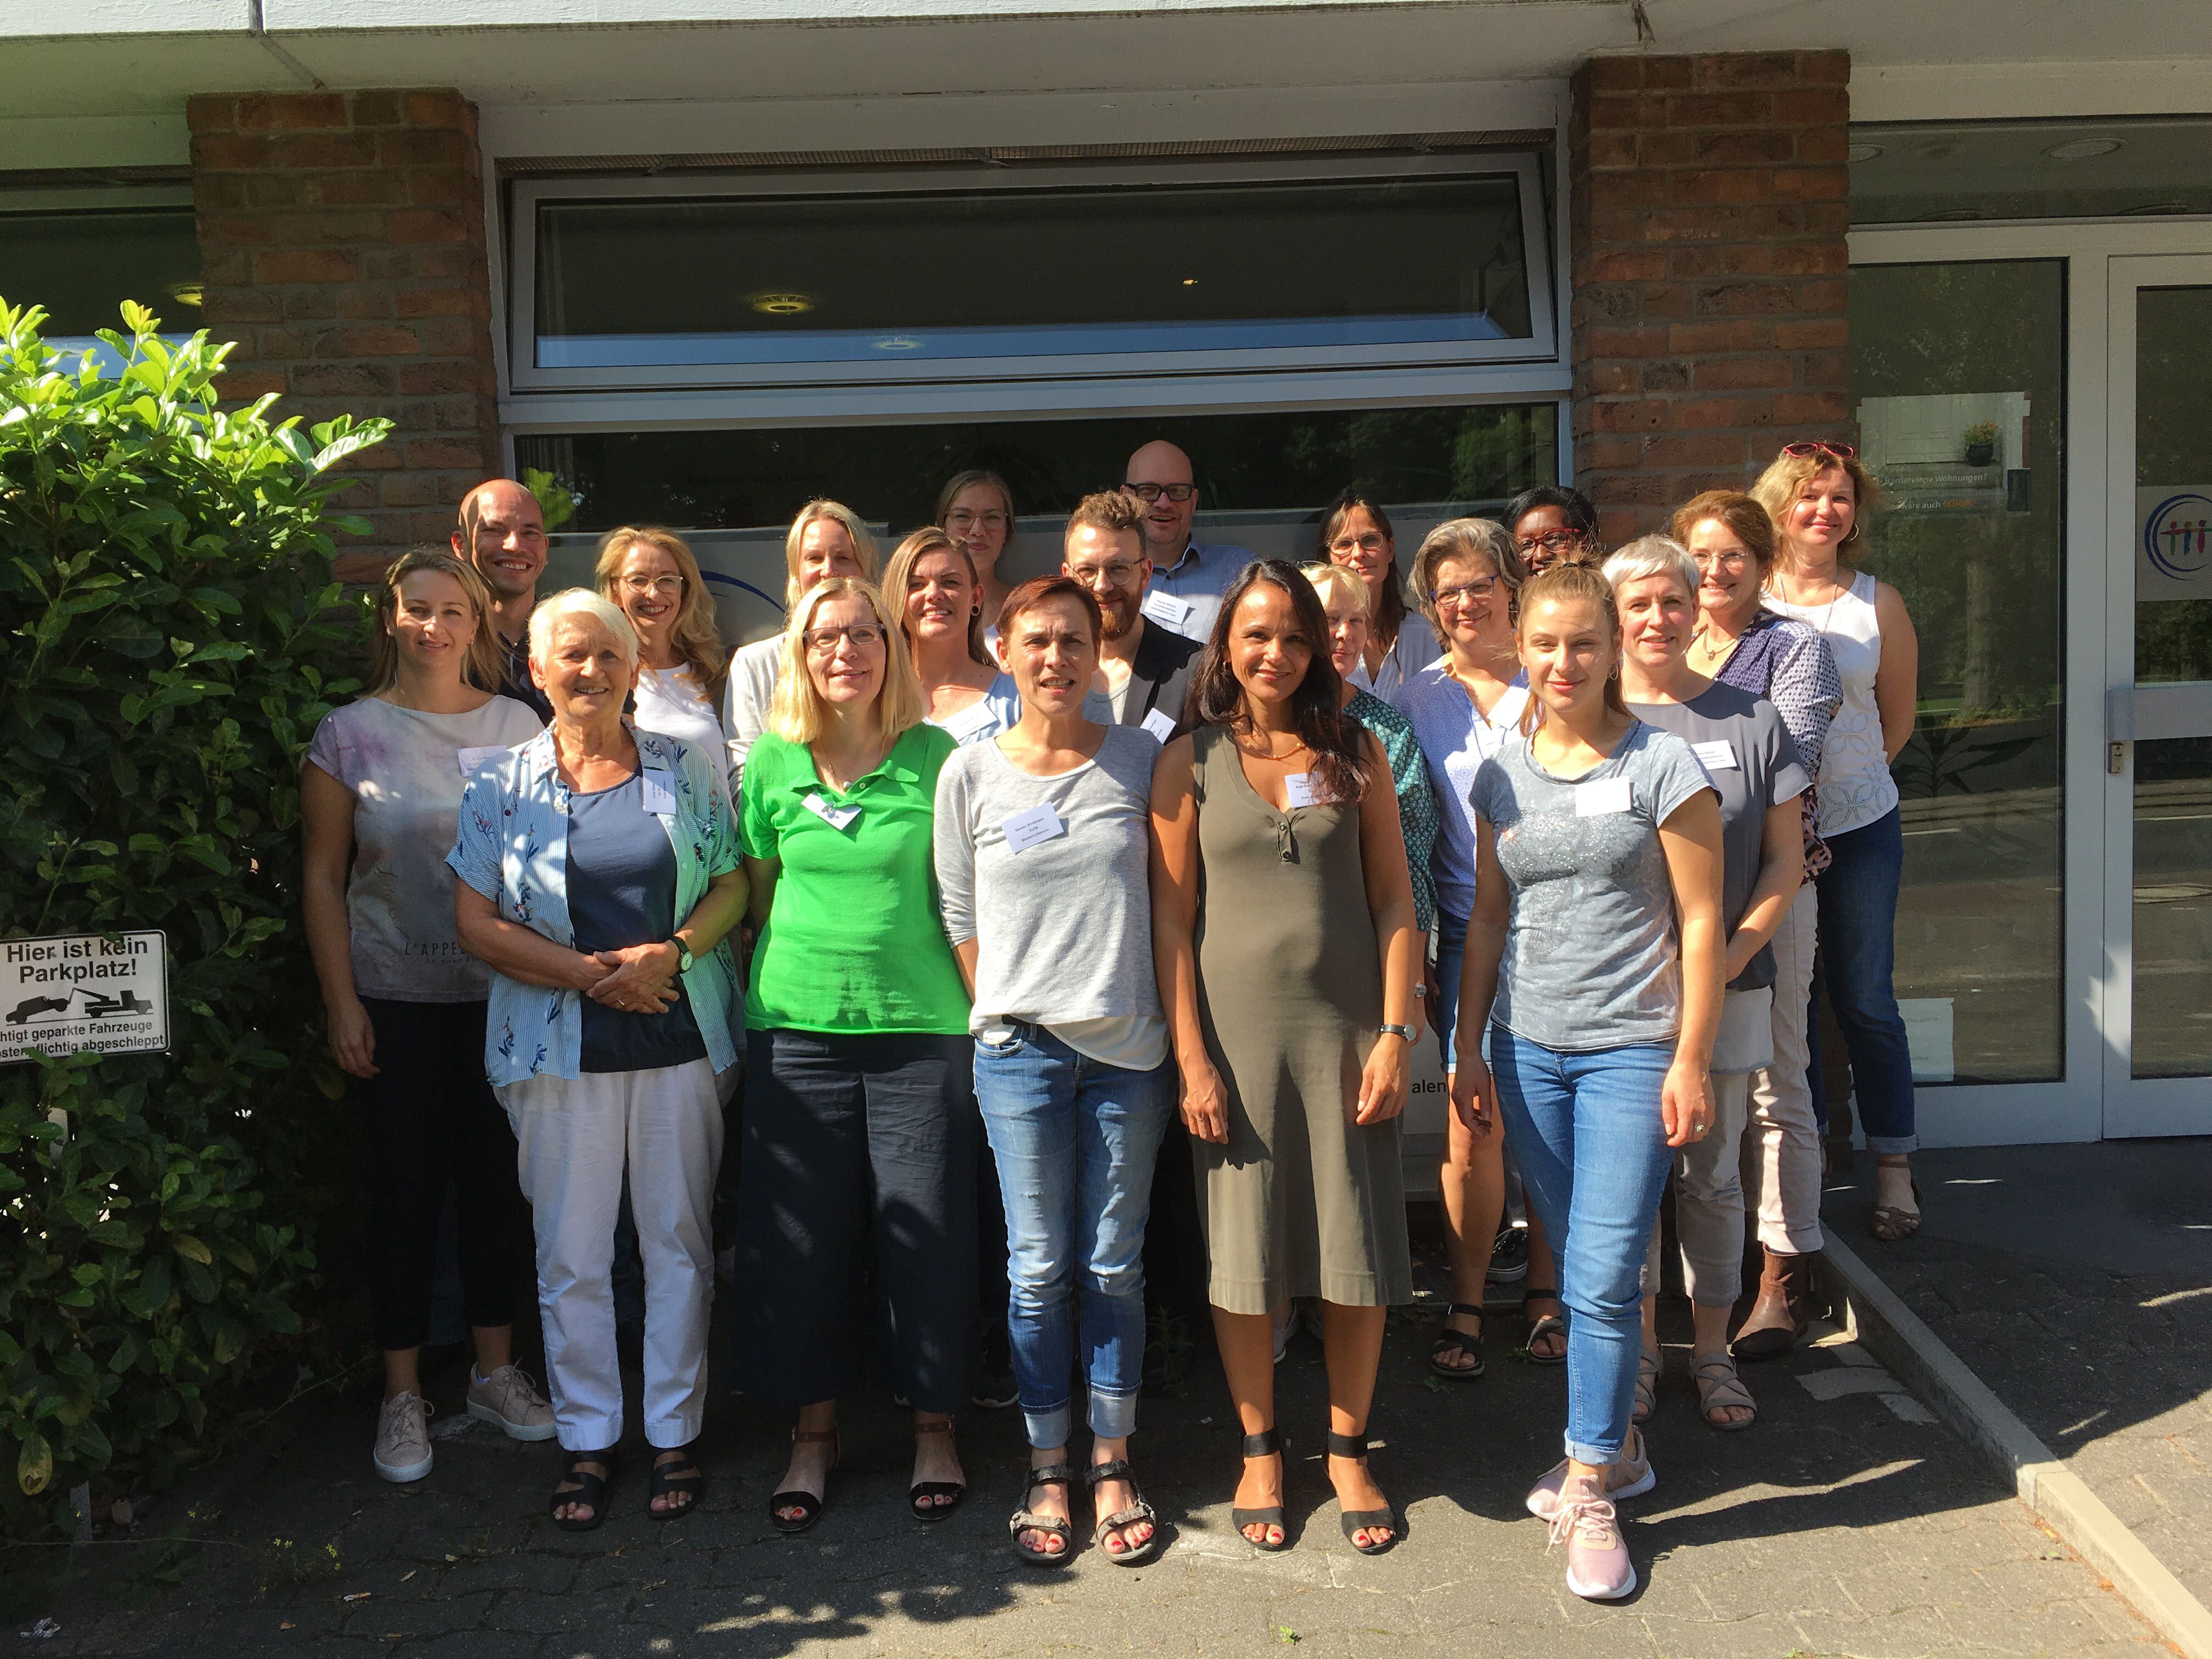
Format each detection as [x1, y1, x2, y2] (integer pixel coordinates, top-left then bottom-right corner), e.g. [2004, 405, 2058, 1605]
[456, 744, 510, 777]
[1692, 740, 1739, 772]
[1140, 589, 1194, 631]
[939, 699, 998, 743]
[1575, 777, 1634, 817]
[1140, 708, 1177, 743]
[1283, 772, 1335, 809]
[1001, 802, 1068, 854]
[641, 770, 677, 816]
[802, 791, 862, 831]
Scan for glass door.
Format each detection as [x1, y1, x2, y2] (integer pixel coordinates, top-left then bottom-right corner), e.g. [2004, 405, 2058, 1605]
[2106, 257, 2212, 1133]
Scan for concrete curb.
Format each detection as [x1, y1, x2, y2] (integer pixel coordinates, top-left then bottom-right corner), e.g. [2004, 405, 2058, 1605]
[1816, 1235, 2212, 1659]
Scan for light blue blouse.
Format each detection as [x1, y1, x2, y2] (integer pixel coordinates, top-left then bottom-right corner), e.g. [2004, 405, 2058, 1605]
[447, 723, 743, 1086]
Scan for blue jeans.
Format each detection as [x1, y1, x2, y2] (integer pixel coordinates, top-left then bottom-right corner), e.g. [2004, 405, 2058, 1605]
[1814, 806, 1918, 1154]
[1492, 1030, 1674, 1466]
[973, 1024, 1175, 1449]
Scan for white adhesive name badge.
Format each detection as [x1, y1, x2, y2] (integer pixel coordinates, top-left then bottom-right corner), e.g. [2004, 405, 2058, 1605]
[455, 745, 510, 777]
[640, 770, 677, 816]
[1575, 777, 1634, 817]
[1139, 589, 1194, 631]
[1692, 740, 1739, 772]
[802, 791, 862, 831]
[1000, 801, 1068, 855]
[1140, 708, 1177, 743]
[1282, 772, 1334, 809]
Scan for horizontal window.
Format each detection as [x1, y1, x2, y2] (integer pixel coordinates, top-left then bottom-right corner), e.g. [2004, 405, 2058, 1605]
[0, 202, 202, 368]
[1852, 117, 2212, 224]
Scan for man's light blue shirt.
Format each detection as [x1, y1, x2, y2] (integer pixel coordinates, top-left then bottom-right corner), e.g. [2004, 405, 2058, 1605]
[1143, 538, 1255, 645]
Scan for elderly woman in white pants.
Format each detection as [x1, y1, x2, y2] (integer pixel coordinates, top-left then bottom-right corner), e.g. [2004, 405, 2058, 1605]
[452, 588, 747, 1531]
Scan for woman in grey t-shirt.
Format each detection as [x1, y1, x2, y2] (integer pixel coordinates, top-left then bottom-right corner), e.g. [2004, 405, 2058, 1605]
[1448, 564, 1725, 1604]
[1610, 537, 1810, 1438]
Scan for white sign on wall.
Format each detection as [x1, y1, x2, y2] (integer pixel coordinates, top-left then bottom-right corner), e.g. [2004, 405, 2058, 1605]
[2138, 488, 2212, 601]
[1, 932, 169, 1065]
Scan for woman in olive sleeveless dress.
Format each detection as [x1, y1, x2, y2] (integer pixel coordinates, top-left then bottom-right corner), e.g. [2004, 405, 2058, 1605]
[1152, 560, 1421, 1555]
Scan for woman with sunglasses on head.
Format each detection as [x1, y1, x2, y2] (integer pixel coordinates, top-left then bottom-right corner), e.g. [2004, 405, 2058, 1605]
[1673, 490, 1841, 1357]
[1503, 484, 1603, 577]
[1751, 443, 1923, 1242]
[730, 578, 978, 1534]
[1450, 562, 1725, 1602]
[936, 469, 1018, 644]
[595, 527, 728, 758]
[1317, 494, 1437, 702]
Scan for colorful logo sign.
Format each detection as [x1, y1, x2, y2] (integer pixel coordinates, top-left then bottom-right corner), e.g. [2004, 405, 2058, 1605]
[2143, 492, 2212, 582]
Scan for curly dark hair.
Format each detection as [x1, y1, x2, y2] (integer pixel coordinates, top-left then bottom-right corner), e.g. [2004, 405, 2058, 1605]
[1186, 558, 1369, 805]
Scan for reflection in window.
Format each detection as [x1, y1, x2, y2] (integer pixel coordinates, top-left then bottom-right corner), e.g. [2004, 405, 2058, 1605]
[533, 171, 1533, 371]
[1852, 260, 2066, 1085]
[0, 206, 203, 347]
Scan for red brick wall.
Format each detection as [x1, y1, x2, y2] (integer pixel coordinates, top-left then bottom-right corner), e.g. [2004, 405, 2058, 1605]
[1567, 52, 1850, 543]
[188, 89, 500, 583]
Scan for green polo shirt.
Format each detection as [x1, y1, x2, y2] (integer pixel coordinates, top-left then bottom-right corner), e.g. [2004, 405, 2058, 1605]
[738, 723, 971, 1035]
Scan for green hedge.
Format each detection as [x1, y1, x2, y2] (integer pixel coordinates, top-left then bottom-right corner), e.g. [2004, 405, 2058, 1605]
[0, 299, 390, 1530]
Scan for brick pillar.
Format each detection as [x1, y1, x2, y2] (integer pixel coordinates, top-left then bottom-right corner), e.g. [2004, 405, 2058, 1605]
[188, 89, 500, 582]
[1568, 52, 1850, 543]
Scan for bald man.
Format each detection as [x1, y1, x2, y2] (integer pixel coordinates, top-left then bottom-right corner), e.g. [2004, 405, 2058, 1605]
[451, 478, 552, 721]
[1119, 439, 1254, 646]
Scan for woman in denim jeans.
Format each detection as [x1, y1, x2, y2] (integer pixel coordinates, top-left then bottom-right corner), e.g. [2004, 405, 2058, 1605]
[1451, 564, 1725, 1602]
[934, 576, 1175, 1569]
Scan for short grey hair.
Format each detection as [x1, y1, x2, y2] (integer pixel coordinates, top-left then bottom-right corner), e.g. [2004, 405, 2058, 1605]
[1601, 534, 1700, 602]
[528, 586, 639, 668]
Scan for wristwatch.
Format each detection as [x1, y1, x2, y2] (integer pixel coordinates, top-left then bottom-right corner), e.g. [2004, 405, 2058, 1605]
[666, 938, 695, 974]
[1377, 1023, 1417, 1042]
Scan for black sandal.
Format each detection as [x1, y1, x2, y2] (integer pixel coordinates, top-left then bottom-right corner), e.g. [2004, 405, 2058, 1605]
[1085, 1458, 1164, 1567]
[1522, 1288, 1568, 1366]
[769, 1427, 838, 1536]
[1007, 1463, 1077, 1567]
[1327, 1431, 1398, 1556]
[1231, 1429, 1289, 1551]
[549, 1447, 617, 1532]
[1429, 1302, 1487, 1380]
[647, 1444, 703, 1521]
[910, 1417, 966, 1522]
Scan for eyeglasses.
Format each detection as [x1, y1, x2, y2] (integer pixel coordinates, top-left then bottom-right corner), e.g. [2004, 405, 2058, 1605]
[1513, 529, 1586, 555]
[944, 510, 1010, 533]
[1691, 549, 1751, 571]
[802, 623, 887, 652]
[1328, 534, 1389, 558]
[1068, 562, 1144, 589]
[1122, 481, 1195, 504]
[619, 574, 684, 598]
[1428, 577, 1501, 608]
[1781, 441, 1858, 461]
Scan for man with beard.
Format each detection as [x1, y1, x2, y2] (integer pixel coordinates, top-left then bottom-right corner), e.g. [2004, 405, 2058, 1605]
[450, 478, 553, 722]
[1061, 489, 1201, 738]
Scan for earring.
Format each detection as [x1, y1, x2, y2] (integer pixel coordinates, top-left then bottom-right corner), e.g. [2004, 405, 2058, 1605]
[1843, 523, 1861, 545]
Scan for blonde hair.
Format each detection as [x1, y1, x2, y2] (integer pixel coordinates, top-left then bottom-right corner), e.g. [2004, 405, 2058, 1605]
[365, 548, 505, 698]
[1600, 534, 1700, 603]
[1409, 517, 1525, 629]
[592, 525, 726, 702]
[784, 499, 879, 608]
[1750, 445, 1882, 567]
[528, 587, 639, 672]
[768, 577, 926, 746]
[1515, 562, 1629, 730]
[882, 526, 992, 669]
[1300, 561, 1372, 617]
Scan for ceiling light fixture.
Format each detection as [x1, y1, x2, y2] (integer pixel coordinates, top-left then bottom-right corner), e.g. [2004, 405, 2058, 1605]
[872, 336, 922, 351]
[1847, 144, 1883, 163]
[2044, 137, 2123, 161]
[748, 292, 814, 315]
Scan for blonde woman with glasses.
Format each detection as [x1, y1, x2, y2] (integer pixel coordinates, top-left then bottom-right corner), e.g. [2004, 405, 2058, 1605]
[936, 469, 1018, 640]
[730, 578, 979, 1536]
[595, 526, 727, 757]
[724, 500, 878, 782]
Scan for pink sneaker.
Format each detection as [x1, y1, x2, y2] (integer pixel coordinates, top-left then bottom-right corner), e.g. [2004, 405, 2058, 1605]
[1550, 1487, 1636, 1601]
[1523, 1434, 1655, 1521]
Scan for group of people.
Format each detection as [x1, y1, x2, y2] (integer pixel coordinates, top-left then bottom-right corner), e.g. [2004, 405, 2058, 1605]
[300, 433, 1923, 1601]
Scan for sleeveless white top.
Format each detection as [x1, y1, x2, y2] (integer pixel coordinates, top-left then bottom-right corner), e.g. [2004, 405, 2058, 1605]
[1767, 568, 1897, 837]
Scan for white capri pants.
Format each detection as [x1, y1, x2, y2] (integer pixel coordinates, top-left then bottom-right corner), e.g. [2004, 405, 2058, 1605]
[1644, 986, 1771, 1308]
[1744, 884, 1825, 1256]
[498, 1058, 729, 1452]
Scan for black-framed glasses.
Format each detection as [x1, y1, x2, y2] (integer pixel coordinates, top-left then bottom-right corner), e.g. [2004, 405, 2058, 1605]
[802, 623, 887, 652]
[1122, 481, 1195, 504]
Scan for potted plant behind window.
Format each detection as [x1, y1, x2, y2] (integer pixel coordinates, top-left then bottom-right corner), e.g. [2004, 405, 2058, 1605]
[1963, 421, 2000, 467]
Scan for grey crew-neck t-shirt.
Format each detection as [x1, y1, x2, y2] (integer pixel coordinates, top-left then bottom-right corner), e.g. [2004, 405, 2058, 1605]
[1628, 685, 1810, 993]
[1470, 721, 1715, 1052]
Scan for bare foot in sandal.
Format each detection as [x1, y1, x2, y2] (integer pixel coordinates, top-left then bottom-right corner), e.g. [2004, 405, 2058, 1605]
[1694, 1351, 1756, 1430]
[1522, 1289, 1567, 1363]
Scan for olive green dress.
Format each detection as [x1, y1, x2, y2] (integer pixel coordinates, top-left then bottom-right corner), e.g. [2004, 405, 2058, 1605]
[1189, 723, 1412, 1314]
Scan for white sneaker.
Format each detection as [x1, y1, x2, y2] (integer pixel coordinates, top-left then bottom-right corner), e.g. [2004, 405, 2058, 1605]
[1523, 1434, 1655, 1521]
[373, 1392, 433, 1483]
[467, 1365, 557, 1441]
[1550, 1486, 1637, 1601]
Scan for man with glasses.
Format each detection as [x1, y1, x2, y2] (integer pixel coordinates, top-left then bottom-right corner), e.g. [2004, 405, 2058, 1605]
[1120, 439, 1252, 645]
[1063, 490, 1200, 738]
[451, 477, 553, 721]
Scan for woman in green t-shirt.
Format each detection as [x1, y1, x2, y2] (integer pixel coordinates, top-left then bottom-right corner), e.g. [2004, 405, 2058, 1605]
[731, 577, 977, 1536]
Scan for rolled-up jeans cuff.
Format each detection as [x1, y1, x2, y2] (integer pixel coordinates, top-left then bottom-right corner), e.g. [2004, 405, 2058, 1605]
[1865, 1135, 1919, 1155]
[1023, 1403, 1073, 1452]
[1566, 1435, 1625, 1468]
[1087, 1386, 1140, 1442]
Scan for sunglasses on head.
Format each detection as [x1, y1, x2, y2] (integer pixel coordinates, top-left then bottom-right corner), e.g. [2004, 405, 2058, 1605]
[1781, 441, 1858, 461]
